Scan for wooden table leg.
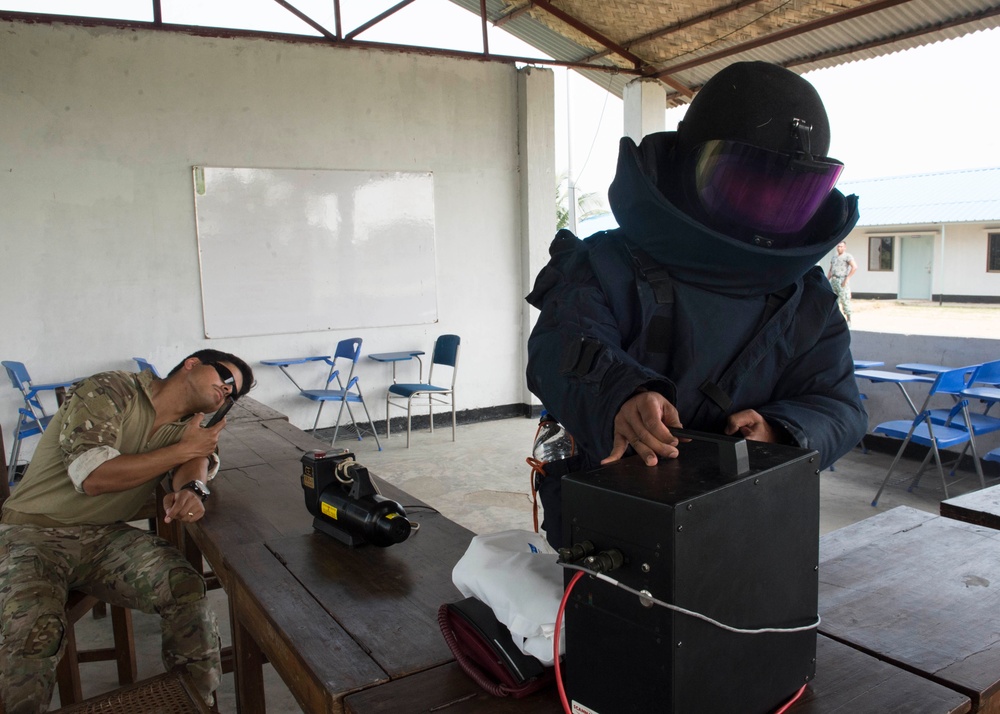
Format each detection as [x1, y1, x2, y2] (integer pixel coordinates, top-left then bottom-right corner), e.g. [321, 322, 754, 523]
[232, 589, 267, 714]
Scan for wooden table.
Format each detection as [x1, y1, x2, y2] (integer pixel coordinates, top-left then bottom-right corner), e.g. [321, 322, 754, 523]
[342, 633, 970, 713]
[183, 403, 979, 714]
[941, 484, 1000, 530]
[819, 506, 1000, 713]
[226, 513, 473, 713]
[180, 399, 476, 713]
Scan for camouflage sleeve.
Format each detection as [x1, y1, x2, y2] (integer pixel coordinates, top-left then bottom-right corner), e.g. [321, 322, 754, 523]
[59, 372, 137, 489]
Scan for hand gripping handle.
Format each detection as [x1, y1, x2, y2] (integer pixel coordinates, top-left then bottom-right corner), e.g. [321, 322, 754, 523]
[669, 428, 750, 480]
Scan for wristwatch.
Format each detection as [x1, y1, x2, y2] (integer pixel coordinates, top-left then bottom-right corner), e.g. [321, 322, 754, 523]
[181, 479, 211, 502]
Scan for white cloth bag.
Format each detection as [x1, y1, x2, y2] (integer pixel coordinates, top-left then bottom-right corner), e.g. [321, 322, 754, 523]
[451, 529, 565, 665]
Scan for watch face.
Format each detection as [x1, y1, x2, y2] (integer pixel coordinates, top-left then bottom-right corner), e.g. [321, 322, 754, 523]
[185, 480, 210, 500]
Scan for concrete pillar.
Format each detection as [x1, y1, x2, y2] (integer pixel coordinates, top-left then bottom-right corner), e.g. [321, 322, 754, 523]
[517, 66, 556, 410]
[623, 78, 666, 143]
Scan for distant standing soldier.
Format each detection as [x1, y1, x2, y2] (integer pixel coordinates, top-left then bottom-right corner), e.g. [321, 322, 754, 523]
[828, 241, 857, 324]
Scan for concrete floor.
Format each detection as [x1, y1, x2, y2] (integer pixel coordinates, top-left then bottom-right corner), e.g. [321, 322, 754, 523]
[61, 415, 989, 712]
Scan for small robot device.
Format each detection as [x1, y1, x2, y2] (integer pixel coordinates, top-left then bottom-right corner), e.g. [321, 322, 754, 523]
[301, 450, 412, 547]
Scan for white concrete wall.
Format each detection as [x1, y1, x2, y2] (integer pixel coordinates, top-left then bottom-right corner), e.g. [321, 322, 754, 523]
[830, 223, 1000, 299]
[0, 20, 549, 459]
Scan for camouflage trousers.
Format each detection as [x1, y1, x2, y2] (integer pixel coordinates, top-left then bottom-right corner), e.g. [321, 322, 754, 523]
[832, 277, 852, 322]
[0, 522, 221, 713]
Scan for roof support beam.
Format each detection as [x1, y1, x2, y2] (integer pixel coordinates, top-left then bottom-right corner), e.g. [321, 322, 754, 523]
[583, 0, 762, 62]
[651, 0, 916, 79]
[494, 2, 534, 28]
[529, 0, 648, 70]
[480, 0, 489, 54]
[345, 0, 417, 41]
[0, 11, 647, 77]
[270, 0, 338, 41]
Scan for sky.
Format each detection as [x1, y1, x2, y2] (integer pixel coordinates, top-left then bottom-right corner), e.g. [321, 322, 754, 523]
[7, 0, 1000, 203]
[554, 25, 1000, 205]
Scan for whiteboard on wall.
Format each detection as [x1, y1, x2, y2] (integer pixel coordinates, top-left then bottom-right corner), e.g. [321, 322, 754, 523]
[193, 167, 438, 338]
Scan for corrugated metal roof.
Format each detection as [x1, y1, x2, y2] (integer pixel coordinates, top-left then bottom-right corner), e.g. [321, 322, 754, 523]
[840, 167, 1000, 226]
[448, 0, 1000, 105]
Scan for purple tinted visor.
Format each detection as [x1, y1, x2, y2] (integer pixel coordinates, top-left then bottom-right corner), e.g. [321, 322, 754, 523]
[691, 139, 844, 235]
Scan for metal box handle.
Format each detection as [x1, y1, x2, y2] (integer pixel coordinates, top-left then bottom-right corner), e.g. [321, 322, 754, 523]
[670, 428, 750, 479]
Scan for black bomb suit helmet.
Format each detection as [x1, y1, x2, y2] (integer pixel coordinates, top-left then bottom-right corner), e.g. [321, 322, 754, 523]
[676, 61, 844, 244]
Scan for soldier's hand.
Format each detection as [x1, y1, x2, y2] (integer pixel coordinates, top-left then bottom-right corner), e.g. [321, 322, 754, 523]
[162, 490, 206, 524]
[724, 409, 778, 442]
[177, 414, 222, 461]
[602, 391, 684, 466]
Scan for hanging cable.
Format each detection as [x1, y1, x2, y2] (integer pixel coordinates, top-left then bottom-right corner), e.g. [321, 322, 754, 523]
[559, 562, 820, 635]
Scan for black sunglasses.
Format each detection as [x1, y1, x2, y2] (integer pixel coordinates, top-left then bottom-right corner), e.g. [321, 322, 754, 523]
[210, 362, 240, 398]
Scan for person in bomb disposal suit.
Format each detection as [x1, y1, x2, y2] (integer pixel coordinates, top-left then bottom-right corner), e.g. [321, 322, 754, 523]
[526, 62, 867, 549]
[0, 349, 253, 713]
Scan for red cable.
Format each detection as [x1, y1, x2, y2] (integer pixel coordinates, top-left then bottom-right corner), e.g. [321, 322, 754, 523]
[554, 570, 585, 714]
[773, 683, 808, 714]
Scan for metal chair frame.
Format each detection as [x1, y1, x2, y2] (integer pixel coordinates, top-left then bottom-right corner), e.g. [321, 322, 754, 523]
[262, 338, 382, 450]
[2, 360, 75, 482]
[385, 335, 461, 447]
[871, 367, 986, 506]
[926, 360, 1000, 475]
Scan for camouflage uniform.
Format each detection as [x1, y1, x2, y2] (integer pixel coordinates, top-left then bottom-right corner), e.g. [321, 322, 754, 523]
[828, 250, 855, 323]
[0, 371, 221, 712]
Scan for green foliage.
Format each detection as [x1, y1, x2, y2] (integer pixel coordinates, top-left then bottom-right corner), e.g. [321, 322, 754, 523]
[556, 173, 609, 230]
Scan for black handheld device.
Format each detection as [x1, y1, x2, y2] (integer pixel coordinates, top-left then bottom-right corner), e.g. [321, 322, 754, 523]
[205, 397, 235, 428]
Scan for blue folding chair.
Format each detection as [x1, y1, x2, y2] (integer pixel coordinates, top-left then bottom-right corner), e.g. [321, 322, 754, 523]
[261, 338, 381, 450]
[132, 357, 161, 378]
[871, 367, 985, 506]
[386, 335, 461, 447]
[2, 360, 76, 482]
[927, 360, 1000, 475]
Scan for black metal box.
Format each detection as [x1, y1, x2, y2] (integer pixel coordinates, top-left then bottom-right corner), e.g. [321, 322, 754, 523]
[561, 435, 820, 714]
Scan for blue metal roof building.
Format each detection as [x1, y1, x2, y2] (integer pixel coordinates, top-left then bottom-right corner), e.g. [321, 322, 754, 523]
[842, 167, 1000, 227]
[837, 167, 1000, 303]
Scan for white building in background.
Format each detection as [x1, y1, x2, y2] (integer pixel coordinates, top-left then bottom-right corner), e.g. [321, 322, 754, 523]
[830, 167, 1000, 303]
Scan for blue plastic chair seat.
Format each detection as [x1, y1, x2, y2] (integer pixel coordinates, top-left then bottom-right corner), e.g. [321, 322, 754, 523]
[927, 409, 1000, 435]
[874, 420, 977, 449]
[387, 383, 449, 398]
[16, 414, 52, 440]
[301, 389, 365, 403]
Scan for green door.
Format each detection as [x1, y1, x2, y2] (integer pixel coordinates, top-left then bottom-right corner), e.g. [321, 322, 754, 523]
[898, 235, 933, 300]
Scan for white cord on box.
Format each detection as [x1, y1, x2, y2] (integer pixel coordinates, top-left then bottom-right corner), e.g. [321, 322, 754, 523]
[559, 563, 821, 635]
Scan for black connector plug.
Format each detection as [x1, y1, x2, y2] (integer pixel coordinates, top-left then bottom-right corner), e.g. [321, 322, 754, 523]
[583, 549, 624, 574]
[558, 540, 595, 564]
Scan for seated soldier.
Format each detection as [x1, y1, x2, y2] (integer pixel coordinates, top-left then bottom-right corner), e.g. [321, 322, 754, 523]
[0, 349, 254, 713]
